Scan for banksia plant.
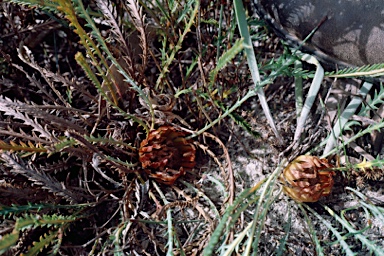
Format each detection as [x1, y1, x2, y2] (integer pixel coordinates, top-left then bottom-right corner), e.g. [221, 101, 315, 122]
[139, 126, 196, 185]
[280, 155, 335, 202]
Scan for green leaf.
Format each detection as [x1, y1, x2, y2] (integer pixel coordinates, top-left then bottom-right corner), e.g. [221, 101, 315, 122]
[326, 63, 384, 78]
[5, 0, 59, 12]
[233, 0, 283, 144]
[15, 214, 76, 231]
[24, 230, 58, 256]
[209, 38, 244, 85]
[0, 230, 19, 254]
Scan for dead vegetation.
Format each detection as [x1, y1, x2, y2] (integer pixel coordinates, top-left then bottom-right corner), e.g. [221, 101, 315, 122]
[0, 0, 383, 255]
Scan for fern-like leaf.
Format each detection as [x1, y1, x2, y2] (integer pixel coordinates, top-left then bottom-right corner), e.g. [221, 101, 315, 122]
[215, 101, 260, 139]
[15, 213, 76, 231]
[17, 46, 71, 107]
[0, 153, 82, 203]
[326, 63, 384, 78]
[126, 0, 148, 69]
[368, 83, 384, 108]
[0, 96, 54, 140]
[0, 230, 19, 254]
[85, 134, 135, 150]
[0, 95, 87, 139]
[95, 0, 129, 53]
[208, 38, 244, 87]
[5, 0, 59, 13]
[156, 0, 199, 88]
[0, 140, 47, 153]
[0, 203, 84, 216]
[23, 229, 58, 256]
[54, 0, 118, 104]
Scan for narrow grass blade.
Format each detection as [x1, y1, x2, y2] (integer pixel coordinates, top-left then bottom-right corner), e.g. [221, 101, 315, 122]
[202, 180, 266, 256]
[346, 187, 384, 223]
[320, 120, 384, 158]
[322, 204, 384, 256]
[302, 204, 356, 255]
[293, 54, 324, 143]
[298, 204, 324, 256]
[244, 159, 286, 255]
[294, 60, 304, 121]
[276, 207, 292, 256]
[233, 0, 283, 144]
[323, 82, 373, 155]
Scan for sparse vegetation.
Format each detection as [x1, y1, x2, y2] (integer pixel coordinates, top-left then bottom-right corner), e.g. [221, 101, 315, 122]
[0, 0, 383, 255]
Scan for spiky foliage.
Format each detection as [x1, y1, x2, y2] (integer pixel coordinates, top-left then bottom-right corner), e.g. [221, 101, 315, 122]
[1, 0, 384, 254]
[0, 0, 262, 253]
[326, 63, 384, 78]
[0, 211, 79, 255]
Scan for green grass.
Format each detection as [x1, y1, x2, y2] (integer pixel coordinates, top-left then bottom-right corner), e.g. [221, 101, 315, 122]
[0, 0, 384, 255]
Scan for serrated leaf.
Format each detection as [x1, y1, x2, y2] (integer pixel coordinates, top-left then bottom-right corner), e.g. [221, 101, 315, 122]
[0, 140, 47, 153]
[0, 230, 19, 254]
[5, 0, 59, 13]
[15, 214, 76, 231]
[23, 230, 58, 256]
[326, 63, 384, 78]
[209, 38, 244, 84]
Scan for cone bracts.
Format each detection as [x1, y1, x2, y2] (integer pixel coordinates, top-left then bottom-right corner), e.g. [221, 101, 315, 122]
[280, 155, 335, 202]
[139, 126, 196, 185]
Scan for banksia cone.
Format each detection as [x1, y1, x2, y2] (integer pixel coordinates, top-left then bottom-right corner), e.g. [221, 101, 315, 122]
[139, 126, 196, 185]
[280, 155, 335, 202]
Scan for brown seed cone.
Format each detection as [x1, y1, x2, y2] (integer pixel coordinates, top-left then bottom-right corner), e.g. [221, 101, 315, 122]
[139, 126, 196, 185]
[280, 155, 335, 202]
